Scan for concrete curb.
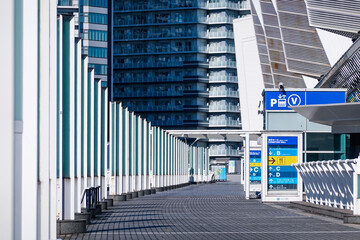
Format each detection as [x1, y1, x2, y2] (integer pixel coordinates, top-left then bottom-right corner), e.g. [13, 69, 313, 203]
[104, 198, 114, 207]
[57, 220, 86, 235]
[99, 201, 108, 210]
[75, 212, 91, 225]
[290, 201, 353, 221]
[132, 191, 139, 198]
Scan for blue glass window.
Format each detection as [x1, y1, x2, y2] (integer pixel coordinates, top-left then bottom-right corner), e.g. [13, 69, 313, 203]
[89, 64, 107, 75]
[89, 13, 107, 25]
[88, 30, 107, 41]
[83, 0, 107, 8]
[89, 47, 108, 58]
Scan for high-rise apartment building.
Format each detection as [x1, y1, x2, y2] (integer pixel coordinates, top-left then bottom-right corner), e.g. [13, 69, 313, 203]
[58, 0, 108, 82]
[111, 0, 250, 164]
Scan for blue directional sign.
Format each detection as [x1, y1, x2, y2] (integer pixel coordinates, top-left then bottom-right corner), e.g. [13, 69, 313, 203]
[250, 150, 261, 184]
[267, 137, 298, 191]
[265, 91, 345, 110]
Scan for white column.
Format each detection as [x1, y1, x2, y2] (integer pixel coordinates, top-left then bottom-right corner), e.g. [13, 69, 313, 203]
[13, 0, 39, 239]
[109, 102, 115, 195]
[130, 112, 136, 192]
[63, 15, 76, 220]
[142, 119, 147, 190]
[56, 15, 63, 221]
[123, 109, 130, 193]
[88, 69, 95, 187]
[101, 87, 108, 199]
[147, 124, 152, 190]
[49, 0, 58, 237]
[38, 0, 51, 237]
[117, 103, 124, 194]
[74, 38, 82, 214]
[136, 116, 142, 191]
[81, 55, 88, 207]
[94, 79, 101, 187]
[2, 1, 15, 239]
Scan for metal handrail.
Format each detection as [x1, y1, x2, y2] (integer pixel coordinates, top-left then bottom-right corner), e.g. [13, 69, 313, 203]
[80, 186, 101, 212]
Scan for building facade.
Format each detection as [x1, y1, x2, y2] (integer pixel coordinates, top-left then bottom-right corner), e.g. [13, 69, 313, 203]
[111, 0, 250, 165]
[58, 0, 108, 82]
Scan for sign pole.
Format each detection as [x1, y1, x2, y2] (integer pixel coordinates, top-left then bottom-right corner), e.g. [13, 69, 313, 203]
[245, 133, 250, 200]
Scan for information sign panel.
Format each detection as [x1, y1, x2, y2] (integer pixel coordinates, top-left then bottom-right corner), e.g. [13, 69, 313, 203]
[267, 136, 298, 191]
[228, 160, 236, 174]
[249, 150, 261, 185]
[261, 132, 302, 202]
[213, 166, 227, 181]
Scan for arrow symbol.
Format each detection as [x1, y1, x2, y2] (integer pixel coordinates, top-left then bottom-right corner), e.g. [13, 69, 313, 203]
[269, 157, 275, 164]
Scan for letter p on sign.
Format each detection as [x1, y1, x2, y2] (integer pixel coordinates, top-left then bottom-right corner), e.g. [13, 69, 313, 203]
[270, 99, 277, 107]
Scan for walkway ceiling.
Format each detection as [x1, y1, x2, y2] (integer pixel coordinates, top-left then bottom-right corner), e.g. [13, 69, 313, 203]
[291, 102, 360, 133]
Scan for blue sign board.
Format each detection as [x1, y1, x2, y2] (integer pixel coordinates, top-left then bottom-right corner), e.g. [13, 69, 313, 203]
[265, 91, 345, 110]
[218, 167, 226, 181]
[268, 136, 298, 145]
[250, 150, 261, 184]
[267, 137, 298, 191]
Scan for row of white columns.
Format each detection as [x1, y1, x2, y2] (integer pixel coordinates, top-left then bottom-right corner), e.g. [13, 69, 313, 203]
[56, 14, 109, 221]
[108, 102, 211, 195]
[1, 2, 211, 239]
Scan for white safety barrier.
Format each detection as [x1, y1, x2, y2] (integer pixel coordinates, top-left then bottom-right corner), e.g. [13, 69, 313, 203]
[292, 159, 356, 211]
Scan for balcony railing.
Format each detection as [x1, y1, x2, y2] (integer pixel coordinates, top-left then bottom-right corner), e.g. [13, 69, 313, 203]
[119, 91, 183, 98]
[208, 17, 238, 24]
[208, 31, 234, 38]
[151, 120, 183, 126]
[129, 105, 183, 112]
[209, 149, 241, 156]
[209, 105, 240, 112]
[209, 119, 241, 127]
[208, 46, 235, 53]
[114, 1, 207, 11]
[209, 90, 239, 97]
[117, 77, 183, 84]
[209, 76, 238, 83]
[208, 2, 242, 9]
[209, 61, 237, 68]
[113, 17, 208, 27]
[113, 61, 183, 69]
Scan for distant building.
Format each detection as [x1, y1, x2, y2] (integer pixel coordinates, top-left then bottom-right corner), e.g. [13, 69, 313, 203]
[111, 0, 250, 166]
[58, 0, 108, 82]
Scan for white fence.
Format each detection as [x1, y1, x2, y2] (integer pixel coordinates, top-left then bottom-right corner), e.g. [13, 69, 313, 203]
[292, 159, 357, 211]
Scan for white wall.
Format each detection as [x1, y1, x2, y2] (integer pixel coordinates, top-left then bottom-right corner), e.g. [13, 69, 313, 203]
[234, 17, 264, 131]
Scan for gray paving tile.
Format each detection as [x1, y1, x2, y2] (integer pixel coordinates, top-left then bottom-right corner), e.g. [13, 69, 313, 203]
[58, 176, 360, 239]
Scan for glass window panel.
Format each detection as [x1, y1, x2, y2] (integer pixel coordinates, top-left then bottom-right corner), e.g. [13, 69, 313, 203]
[306, 133, 342, 151]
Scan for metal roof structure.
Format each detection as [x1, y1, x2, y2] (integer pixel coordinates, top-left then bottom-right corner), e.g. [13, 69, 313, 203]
[291, 102, 360, 133]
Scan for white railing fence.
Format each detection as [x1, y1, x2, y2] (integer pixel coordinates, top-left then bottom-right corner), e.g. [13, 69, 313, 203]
[292, 159, 357, 211]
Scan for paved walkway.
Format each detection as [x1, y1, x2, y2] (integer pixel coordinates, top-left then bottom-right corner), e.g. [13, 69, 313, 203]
[60, 175, 360, 239]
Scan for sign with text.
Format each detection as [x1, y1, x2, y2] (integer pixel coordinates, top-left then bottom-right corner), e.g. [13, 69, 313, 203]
[267, 136, 298, 191]
[249, 150, 261, 185]
[265, 91, 345, 111]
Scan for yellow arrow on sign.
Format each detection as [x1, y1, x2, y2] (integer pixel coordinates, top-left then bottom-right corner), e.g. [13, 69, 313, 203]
[268, 156, 297, 166]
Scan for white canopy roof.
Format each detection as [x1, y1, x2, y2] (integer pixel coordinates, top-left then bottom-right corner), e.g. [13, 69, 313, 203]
[291, 102, 360, 133]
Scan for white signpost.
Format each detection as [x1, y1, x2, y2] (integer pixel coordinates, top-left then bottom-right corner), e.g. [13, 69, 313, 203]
[261, 132, 303, 202]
